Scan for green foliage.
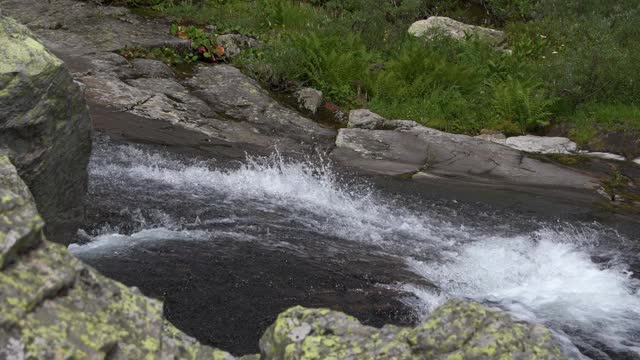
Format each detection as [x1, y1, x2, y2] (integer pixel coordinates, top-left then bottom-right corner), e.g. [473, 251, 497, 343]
[489, 79, 554, 134]
[171, 24, 221, 62]
[128, 0, 640, 141]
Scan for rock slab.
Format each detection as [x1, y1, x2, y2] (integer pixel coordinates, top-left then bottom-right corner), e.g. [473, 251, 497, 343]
[334, 110, 597, 189]
[0, 16, 92, 244]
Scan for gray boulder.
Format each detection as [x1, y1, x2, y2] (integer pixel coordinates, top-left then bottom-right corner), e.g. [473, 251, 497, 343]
[0, 16, 92, 244]
[295, 87, 323, 115]
[348, 109, 386, 129]
[409, 16, 505, 46]
[260, 300, 566, 359]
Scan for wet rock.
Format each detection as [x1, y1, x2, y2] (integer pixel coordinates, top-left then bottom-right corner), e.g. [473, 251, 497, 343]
[333, 111, 597, 189]
[409, 16, 505, 46]
[475, 129, 507, 145]
[583, 152, 626, 161]
[0, 155, 236, 359]
[0, 16, 92, 244]
[295, 87, 323, 115]
[259, 300, 566, 359]
[217, 33, 262, 60]
[505, 135, 577, 154]
[131, 58, 175, 78]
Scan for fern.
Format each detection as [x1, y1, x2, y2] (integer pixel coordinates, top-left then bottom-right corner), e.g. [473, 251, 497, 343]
[490, 79, 554, 134]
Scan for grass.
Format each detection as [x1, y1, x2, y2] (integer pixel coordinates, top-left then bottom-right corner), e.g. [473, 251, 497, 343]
[123, 0, 640, 144]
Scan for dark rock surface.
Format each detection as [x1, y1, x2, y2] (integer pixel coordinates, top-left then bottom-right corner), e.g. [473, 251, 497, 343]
[0, 16, 92, 244]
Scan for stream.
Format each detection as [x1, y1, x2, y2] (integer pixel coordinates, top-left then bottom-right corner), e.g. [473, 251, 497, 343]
[70, 135, 640, 359]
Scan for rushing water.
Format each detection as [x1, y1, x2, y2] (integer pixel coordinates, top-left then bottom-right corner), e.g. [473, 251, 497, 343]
[71, 136, 640, 359]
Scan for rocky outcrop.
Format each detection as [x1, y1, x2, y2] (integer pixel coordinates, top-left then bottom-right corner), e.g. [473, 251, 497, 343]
[333, 110, 598, 189]
[0, 155, 235, 359]
[408, 16, 505, 46]
[260, 301, 566, 359]
[0, 16, 92, 244]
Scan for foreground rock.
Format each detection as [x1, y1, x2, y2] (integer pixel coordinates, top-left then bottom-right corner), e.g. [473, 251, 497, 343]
[333, 110, 597, 190]
[0, 16, 92, 244]
[260, 301, 565, 359]
[409, 16, 505, 46]
[0, 155, 235, 359]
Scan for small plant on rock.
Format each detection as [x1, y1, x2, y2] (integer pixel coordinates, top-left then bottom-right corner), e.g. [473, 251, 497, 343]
[171, 24, 225, 62]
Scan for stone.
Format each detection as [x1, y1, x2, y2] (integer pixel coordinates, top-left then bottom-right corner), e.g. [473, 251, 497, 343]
[0, 16, 92, 244]
[505, 135, 577, 154]
[348, 109, 387, 129]
[295, 87, 323, 114]
[408, 16, 505, 46]
[333, 112, 597, 189]
[0, 154, 236, 359]
[475, 129, 507, 145]
[583, 152, 626, 161]
[131, 58, 174, 78]
[259, 300, 566, 360]
[634, 158, 640, 166]
[217, 33, 262, 60]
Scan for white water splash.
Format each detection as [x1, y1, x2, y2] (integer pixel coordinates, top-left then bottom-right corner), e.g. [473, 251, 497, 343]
[407, 229, 640, 356]
[80, 141, 640, 358]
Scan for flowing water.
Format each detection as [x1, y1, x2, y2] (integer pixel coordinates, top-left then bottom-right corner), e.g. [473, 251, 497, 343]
[71, 136, 640, 359]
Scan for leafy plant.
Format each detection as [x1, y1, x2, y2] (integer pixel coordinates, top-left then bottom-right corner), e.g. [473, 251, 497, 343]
[171, 24, 224, 62]
[489, 78, 554, 134]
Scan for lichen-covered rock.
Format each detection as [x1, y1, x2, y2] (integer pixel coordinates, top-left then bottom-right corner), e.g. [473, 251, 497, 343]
[0, 155, 235, 359]
[0, 156, 43, 269]
[260, 301, 566, 360]
[408, 17, 505, 46]
[0, 16, 92, 244]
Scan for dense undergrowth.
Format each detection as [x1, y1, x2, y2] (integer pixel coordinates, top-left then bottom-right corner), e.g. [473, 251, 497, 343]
[122, 0, 640, 146]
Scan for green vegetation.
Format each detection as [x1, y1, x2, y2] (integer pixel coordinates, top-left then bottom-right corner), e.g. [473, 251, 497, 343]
[124, 0, 640, 143]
